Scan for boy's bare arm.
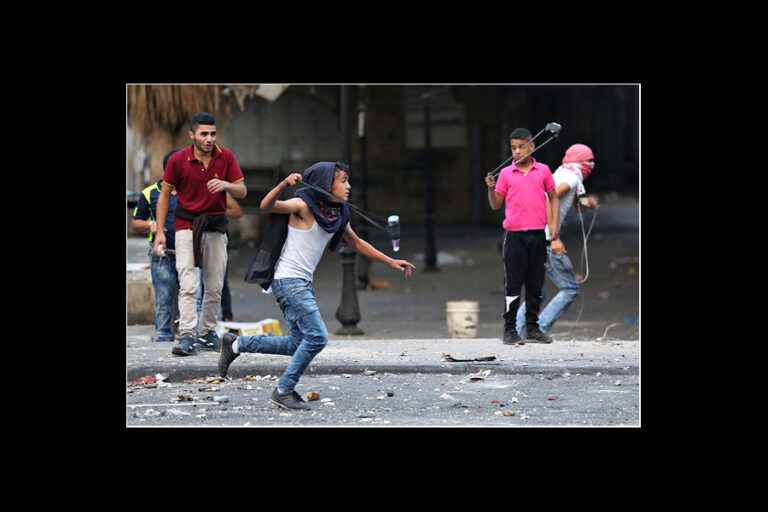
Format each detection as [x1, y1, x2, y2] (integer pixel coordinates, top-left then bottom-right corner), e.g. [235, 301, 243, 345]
[485, 173, 504, 210]
[547, 189, 560, 242]
[342, 223, 415, 278]
[261, 173, 304, 214]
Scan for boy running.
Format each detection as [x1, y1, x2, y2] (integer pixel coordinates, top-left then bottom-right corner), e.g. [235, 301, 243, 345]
[219, 162, 415, 410]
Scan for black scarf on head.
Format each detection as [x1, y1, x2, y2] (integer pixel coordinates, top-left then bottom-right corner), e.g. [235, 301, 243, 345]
[294, 162, 350, 243]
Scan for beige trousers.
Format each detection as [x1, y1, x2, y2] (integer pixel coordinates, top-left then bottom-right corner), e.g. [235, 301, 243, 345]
[175, 229, 228, 337]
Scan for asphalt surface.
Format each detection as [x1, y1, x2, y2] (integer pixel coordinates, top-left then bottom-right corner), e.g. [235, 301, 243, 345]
[127, 195, 639, 384]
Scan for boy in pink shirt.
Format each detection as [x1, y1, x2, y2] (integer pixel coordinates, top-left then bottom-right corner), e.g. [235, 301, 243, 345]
[486, 128, 559, 344]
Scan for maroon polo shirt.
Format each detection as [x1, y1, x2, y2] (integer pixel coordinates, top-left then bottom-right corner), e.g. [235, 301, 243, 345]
[163, 144, 244, 231]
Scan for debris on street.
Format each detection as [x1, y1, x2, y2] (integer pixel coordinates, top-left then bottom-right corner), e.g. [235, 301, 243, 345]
[442, 353, 496, 362]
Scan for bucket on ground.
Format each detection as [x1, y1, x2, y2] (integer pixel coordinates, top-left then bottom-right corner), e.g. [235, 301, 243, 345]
[446, 301, 479, 338]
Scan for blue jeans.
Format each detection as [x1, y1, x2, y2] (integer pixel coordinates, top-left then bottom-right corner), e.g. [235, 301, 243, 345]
[516, 246, 580, 337]
[237, 278, 328, 392]
[150, 253, 178, 342]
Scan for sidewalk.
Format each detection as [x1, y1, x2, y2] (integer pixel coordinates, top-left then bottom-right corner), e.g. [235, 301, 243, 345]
[126, 325, 639, 383]
[127, 196, 639, 383]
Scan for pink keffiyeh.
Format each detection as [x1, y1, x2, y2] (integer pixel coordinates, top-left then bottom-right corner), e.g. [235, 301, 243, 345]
[562, 144, 595, 181]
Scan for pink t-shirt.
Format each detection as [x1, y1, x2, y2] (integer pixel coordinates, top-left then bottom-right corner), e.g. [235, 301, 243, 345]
[494, 158, 555, 232]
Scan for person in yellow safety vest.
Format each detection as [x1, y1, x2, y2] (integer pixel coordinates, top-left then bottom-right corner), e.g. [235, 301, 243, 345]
[131, 150, 181, 342]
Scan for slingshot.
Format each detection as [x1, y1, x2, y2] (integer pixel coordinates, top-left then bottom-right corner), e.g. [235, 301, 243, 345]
[488, 122, 562, 179]
[294, 178, 401, 252]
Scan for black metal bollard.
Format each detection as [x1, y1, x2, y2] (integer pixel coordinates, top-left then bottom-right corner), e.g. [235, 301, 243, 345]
[335, 243, 365, 335]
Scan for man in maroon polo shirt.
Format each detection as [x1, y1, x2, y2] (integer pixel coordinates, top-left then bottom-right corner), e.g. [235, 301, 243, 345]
[153, 112, 247, 356]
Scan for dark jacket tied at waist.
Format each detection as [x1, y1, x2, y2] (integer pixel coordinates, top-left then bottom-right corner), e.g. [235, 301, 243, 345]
[174, 204, 228, 268]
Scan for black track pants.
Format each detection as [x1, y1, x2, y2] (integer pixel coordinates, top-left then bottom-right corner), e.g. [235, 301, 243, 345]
[502, 229, 547, 332]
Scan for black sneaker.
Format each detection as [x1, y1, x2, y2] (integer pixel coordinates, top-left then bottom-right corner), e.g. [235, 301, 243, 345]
[502, 329, 525, 345]
[196, 330, 221, 351]
[270, 388, 310, 410]
[218, 332, 240, 378]
[171, 333, 198, 356]
[525, 330, 553, 343]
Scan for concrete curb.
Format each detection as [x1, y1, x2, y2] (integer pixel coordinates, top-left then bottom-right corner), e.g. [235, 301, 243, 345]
[126, 328, 639, 383]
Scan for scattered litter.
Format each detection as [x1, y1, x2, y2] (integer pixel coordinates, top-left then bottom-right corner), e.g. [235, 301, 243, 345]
[306, 392, 320, 401]
[442, 354, 496, 362]
[548, 396, 558, 401]
[128, 401, 225, 408]
[625, 317, 638, 324]
[495, 410, 515, 417]
[216, 319, 282, 337]
[170, 394, 193, 403]
[362, 370, 376, 376]
[609, 257, 638, 265]
[213, 395, 229, 403]
[413, 251, 472, 266]
[132, 376, 156, 387]
[183, 376, 225, 384]
[468, 369, 492, 381]
[596, 322, 621, 341]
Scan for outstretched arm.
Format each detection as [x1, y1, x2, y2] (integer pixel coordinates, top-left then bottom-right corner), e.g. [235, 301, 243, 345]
[342, 223, 415, 278]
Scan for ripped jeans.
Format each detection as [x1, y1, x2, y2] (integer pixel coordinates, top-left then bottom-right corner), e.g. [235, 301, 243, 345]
[236, 278, 328, 392]
[516, 245, 580, 337]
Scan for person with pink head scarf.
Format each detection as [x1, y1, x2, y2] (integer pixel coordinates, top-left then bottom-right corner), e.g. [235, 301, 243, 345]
[515, 143, 599, 339]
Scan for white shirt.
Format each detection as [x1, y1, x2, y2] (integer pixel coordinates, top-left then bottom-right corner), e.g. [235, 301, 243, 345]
[273, 219, 334, 282]
[545, 165, 585, 241]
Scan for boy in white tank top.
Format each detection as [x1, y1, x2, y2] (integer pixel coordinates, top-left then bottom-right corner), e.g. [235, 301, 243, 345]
[219, 162, 415, 410]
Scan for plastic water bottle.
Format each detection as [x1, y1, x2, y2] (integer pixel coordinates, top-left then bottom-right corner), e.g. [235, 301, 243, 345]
[388, 215, 400, 252]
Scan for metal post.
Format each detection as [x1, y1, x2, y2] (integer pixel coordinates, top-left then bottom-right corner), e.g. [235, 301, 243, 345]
[356, 87, 371, 289]
[335, 243, 364, 335]
[335, 85, 364, 334]
[424, 87, 438, 271]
